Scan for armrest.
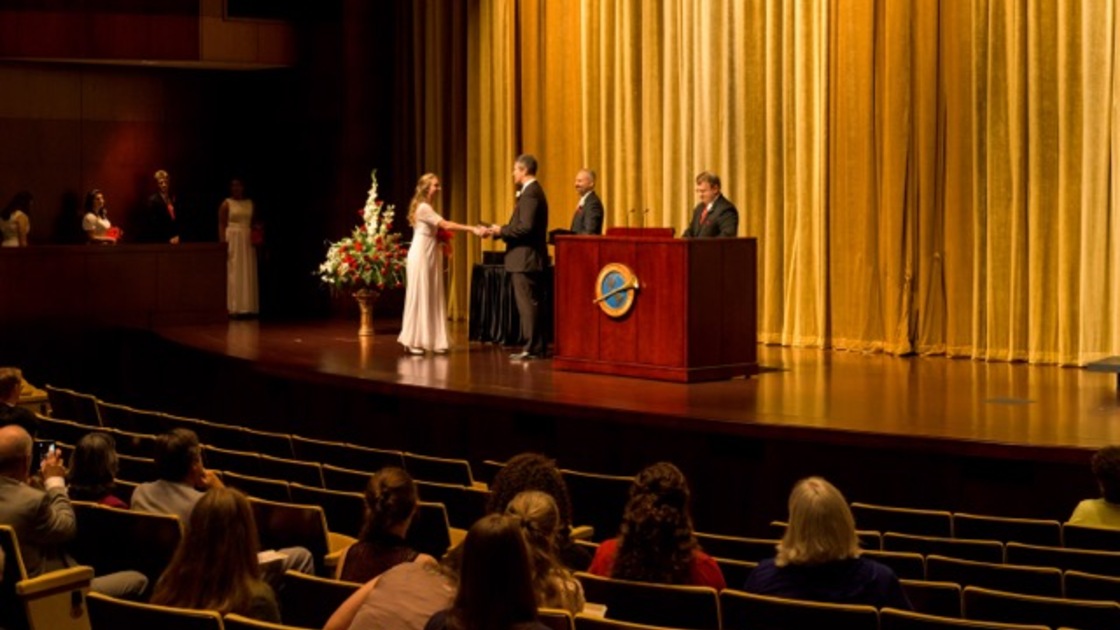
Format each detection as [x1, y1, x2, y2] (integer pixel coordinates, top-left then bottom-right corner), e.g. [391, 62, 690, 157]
[16, 566, 94, 597]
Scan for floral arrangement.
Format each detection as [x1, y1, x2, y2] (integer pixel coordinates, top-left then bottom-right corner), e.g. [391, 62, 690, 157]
[437, 227, 453, 257]
[318, 170, 407, 293]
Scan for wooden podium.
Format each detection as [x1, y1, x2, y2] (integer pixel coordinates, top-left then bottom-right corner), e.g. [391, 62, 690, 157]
[553, 228, 757, 382]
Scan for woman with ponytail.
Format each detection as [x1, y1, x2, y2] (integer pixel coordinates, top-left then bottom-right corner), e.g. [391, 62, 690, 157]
[505, 491, 584, 613]
[340, 467, 433, 583]
[587, 462, 725, 590]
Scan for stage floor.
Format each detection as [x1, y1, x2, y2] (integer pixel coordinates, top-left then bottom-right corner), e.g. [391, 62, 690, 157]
[155, 319, 1120, 463]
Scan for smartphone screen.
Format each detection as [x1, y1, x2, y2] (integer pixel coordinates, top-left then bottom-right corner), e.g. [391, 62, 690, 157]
[31, 440, 57, 473]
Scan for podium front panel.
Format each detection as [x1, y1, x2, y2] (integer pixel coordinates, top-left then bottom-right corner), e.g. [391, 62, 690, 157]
[635, 242, 686, 367]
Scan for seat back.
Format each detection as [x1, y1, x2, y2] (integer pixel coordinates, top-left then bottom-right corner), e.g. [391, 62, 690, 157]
[576, 572, 720, 630]
[288, 484, 365, 538]
[963, 586, 1120, 630]
[321, 463, 375, 493]
[713, 557, 757, 590]
[478, 459, 507, 485]
[45, 386, 101, 426]
[115, 454, 157, 483]
[223, 470, 292, 502]
[407, 502, 454, 558]
[562, 470, 634, 541]
[719, 588, 878, 630]
[1005, 542, 1120, 577]
[693, 533, 778, 563]
[94, 401, 136, 432]
[190, 419, 252, 452]
[539, 608, 576, 630]
[880, 607, 1050, 630]
[899, 579, 962, 618]
[1063, 569, 1120, 602]
[884, 533, 1003, 564]
[862, 550, 927, 580]
[36, 416, 91, 447]
[403, 452, 476, 486]
[258, 455, 323, 488]
[416, 480, 490, 530]
[70, 502, 182, 584]
[86, 592, 222, 630]
[851, 503, 952, 537]
[290, 435, 404, 471]
[925, 555, 1062, 597]
[249, 498, 330, 567]
[952, 514, 1061, 547]
[1062, 523, 1120, 552]
[223, 612, 316, 629]
[105, 428, 157, 458]
[276, 570, 360, 629]
[0, 525, 31, 630]
[244, 429, 294, 459]
[202, 444, 262, 477]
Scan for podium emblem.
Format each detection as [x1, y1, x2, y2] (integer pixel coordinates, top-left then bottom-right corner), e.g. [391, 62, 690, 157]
[594, 263, 640, 317]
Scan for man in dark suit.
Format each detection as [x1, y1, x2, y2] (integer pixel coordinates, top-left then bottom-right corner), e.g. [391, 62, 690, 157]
[0, 368, 37, 436]
[682, 171, 739, 238]
[144, 169, 181, 244]
[488, 154, 550, 360]
[570, 168, 604, 235]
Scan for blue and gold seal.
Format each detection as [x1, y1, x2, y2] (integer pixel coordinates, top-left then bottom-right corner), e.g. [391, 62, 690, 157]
[594, 263, 640, 317]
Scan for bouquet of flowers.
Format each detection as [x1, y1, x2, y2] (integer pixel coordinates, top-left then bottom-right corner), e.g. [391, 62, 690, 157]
[437, 227, 453, 257]
[318, 170, 407, 293]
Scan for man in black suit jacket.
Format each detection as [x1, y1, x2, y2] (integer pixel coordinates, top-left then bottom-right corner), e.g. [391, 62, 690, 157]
[0, 368, 37, 437]
[570, 168, 604, 235]
[488, 154, 550, 360]
[144, 169, 181, 244]
[682, 171, 739, 238]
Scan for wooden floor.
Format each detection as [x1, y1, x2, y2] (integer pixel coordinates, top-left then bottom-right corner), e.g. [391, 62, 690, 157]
[156, 319, 1120, 464]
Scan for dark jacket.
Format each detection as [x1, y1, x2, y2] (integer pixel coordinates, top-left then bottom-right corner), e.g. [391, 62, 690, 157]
[570, 190, 604, 235]
[682, 195, 738, 238]
[500, 181, 549, 272]
[145, 192, 180, 243]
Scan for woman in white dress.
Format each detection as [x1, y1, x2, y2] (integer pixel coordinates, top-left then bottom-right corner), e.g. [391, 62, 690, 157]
[0, 191, 31, 247]
[397, 173, 481, 355]
[82, 189, 119, 244]
[218, 178, 259, 317]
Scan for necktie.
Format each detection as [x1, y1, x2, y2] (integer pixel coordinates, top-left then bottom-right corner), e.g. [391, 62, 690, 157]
[576, 204, 583, 214]
[167, 202, 176, 221]
[700, 205, 711, 225]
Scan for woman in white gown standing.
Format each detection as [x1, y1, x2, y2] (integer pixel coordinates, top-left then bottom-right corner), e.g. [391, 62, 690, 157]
[398, 173, 480, 355]
[219, 178, 259, 317]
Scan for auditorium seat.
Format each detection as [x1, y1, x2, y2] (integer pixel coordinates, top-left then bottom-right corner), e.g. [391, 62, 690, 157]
[406, 501, 455, 558]
[478, 458, 508, 485]
[899, 580, 963, 618]
[851, 503, 953, 537]
[879, 607, 1049, 630]
[70, 501, 182, 585]
[1005, 541, 1120, 577]
[883, 533, 1004, 564]
[1062, 522, 1120, 552]
[94, 400, 136, 432]
[202, 444, 262, 477]
[862, 550, 927, 580]
[128, 407, 173, 434]
[1062, 569, 1120, 602]
[36, 416, 91, 446]
[113, 478, 139, 505]
[539, 608, 576, 630]
[1, 525, 95, 630]
[962, 586, 1120, 630]
[561, 469, 634, 542]
[403, 452, 478, 487]
[693, 533, 778, 563]
[249, 498, 333, 573]
[116, 453, 156, 483]
[45, 385, 101, 426]
[925, 555, 1062, 597]
[224, 612, 316, 630]
[258, 455, 323, 488]
[223, 470, 292, 503]
[952, 513, 1062, 547]
[245, 429, 295, 459]
[276, 570, 360, 629]
[291, 435, 404, 472]
[719, 589, 878, 630]
[288, 484, 364, 538]
[159, 413, 216, 441]
[713, 557, 757, 589]
[105, 428, 156, 458]
[187, 418, 252, 452]
[415, 479, 490, 529]
[321, 463, 373, 492]
[574, 616, 689, 630]
[576, 572, 720, 630]
[87, 592, 223, 630]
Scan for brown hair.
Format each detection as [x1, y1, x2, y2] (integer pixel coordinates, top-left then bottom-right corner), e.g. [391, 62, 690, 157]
[612, 462, 698, 585]
[506, 491, 571, 608]
[1092, 446, 1120, 503]
[447, 514, 539, 630]
[360, 467, 418, 541]
[776, 477, 861, 567]
[0, 368, 21, 400]
[409, 173, 439, 226]
[151, 487, 269, 615]
[695, 171, 721, 189]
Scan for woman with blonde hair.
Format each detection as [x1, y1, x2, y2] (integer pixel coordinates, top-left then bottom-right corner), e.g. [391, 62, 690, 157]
[397, 173, 482, 355]
[151, 487, 280, 622]
[506, 491, 584, 613]
[743, 477, 911, 609]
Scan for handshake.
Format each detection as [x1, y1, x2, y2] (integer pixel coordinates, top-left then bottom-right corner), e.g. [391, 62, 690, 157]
[472, 224, 502, 238]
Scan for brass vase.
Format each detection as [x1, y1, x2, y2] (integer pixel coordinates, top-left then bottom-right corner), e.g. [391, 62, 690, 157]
[353, 288, 380, 337]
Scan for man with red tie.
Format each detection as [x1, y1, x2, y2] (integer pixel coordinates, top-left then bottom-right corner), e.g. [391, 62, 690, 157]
[144, 169, 181, 244]
[570, 168, 604, 235]
[682, 171, 738, 238]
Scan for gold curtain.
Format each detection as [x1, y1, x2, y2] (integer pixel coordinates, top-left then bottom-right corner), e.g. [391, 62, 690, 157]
[410, 0, 1120, 365]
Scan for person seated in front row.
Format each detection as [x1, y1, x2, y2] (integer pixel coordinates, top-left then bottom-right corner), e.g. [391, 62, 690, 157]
[67, 432, 127, 508]
[325, 549, 457, 630]
[588, 462, 726, 590]
[339, 467, 433, 583]
[0, 367, 38, 436]
[743, 477, 911, 609]
[506, 490, 585, 613]
[131, 428, 315, 577]
[151, 487, 281, 622]
[1069, 446, 1120, 528]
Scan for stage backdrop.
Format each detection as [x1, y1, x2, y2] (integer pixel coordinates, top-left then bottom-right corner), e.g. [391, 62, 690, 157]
[401, 0, 1120, 366]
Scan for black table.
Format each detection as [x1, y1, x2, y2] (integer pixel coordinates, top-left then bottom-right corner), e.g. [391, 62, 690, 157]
[468, 264, 553, 345]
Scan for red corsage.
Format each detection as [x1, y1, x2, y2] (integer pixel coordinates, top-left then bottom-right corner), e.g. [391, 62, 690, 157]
[437, 228, 453, 257]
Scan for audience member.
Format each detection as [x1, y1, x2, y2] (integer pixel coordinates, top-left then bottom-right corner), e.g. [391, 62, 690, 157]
[0, 368, 38, 436]
[340, 467, 433, 583]
[151, 487, 280, 622]
[0, 191, 31, 247]
[506, 491, 584, 613]
[1069, 446, 1120, 527]
[485, 452, 591, 570]
[0, 425, 147, 597]
[425, 514, 549, 630]
[82, 189, 119, 244]
[66, 432, 126, 508]
[325, 556, 456, 630]
[145, 169, 180, 244]
[743, 477, 911, 609]
[588, 462, 725, 590]
[132, 428, 315, 576]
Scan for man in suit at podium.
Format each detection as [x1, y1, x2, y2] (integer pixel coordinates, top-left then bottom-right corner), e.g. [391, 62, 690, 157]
[487, 154, 550, 360]
[682, 171, 738, 238]
[570, 168, 604, 235]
